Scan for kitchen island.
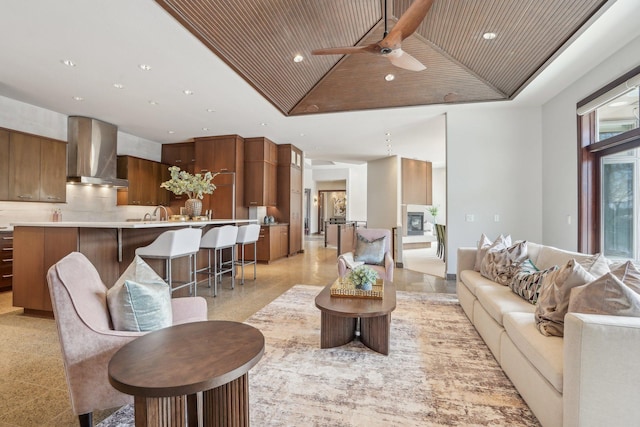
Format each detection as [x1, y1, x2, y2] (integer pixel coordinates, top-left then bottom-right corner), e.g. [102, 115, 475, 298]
[11, 219, 258, 316]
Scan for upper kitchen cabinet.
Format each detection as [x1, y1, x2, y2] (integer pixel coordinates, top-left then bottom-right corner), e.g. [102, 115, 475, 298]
[401, 158, 432, 205]
[162, 142, 195, 174]
[0, 130, 9, 200]
[116, 156, 170, 206]
[3, 129, 66, 203]
[194, 135, 246, 219]
[244, 137, 277, 207]
[273, 144, 303, 256]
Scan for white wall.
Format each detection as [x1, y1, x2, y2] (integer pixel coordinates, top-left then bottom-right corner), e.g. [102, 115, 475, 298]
[432, 166, 446, 223]
[367, 156, 400, 229]
[447, 106, 543, 276]
[0, 95, 162, 226]
[541, 35, 640, 250]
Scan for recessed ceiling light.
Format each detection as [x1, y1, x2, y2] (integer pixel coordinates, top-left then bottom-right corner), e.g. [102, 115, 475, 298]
[293, 54, 304, 63]
[183, 89, 194, 95]
[168, 130, 175, 134]
[113, 83, 124, 89]
[385, 74, 395, 81]
[148, 100, 159, 105]
[61, 59, 76, 67]
[139, 64, 152, 71]
[483, 32, 497, 40]
[385, 132, 391, 136]
[206, 108, 216, 113]
[72, 96, 84, 101]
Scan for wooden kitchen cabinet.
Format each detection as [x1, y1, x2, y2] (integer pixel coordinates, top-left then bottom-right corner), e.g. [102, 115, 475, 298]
[162, 142, 195, 173]
[272, 144, 303, 256]
[244, 137, 278, 207]
[0, 231, 13, 292]
[194, 135, 247, 219]
[13, 227, 78, 315]
[252, 224, 288, 263]
[401, 157, 432, 205]
[6, 130, 67, 203]
[117, 156, 171, 206]
[0, 130, 9, 200]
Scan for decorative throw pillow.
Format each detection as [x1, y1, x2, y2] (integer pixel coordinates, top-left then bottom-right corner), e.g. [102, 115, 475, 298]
[510, 264, 559, 304]
[474, 234, 512, 272]
[568, 272, 640, 317]
[107, 255, 173, 331]
[480, 240, 528, 285]
[535, 259, 595, 337]
[107, 279, 173, 332]
[609, 260, 640, 293]
[576, 252, 610, 278]
[354, 234, 386, 265]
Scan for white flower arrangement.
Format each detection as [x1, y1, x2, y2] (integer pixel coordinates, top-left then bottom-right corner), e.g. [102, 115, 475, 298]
[348, 265, 379, 290]
[160, 166, 218, 200]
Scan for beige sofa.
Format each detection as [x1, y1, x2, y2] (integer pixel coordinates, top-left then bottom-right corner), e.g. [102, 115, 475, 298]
[457, 243, 640, 427]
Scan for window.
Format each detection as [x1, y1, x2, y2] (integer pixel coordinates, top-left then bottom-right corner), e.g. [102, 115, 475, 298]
[578, 65, 640, 258]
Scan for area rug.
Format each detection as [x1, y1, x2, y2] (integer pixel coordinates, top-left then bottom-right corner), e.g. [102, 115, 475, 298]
[99, 285, 539, 426]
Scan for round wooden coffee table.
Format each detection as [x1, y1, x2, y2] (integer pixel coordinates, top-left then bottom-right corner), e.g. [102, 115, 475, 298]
[314, 281, 396, 355]
[108, 320, 264, 427]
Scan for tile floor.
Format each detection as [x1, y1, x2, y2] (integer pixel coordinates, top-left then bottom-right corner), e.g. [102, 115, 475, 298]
[0, 237, 454, 427]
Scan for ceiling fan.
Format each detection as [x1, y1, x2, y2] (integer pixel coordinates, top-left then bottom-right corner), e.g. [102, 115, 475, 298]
[311, 0, 434, 71]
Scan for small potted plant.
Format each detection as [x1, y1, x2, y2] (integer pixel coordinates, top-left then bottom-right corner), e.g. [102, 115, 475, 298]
[161, 166, 218, 217]
[348, 265, 379, 291]
[427, 205, 439, 223]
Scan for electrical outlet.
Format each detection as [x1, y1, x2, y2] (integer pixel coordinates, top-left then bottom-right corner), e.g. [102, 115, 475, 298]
[494, 214, 500, 222]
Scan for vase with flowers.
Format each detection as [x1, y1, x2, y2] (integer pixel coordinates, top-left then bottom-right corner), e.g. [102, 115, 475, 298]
[160, 166, 218, 218]
[347, 265, 379, 291]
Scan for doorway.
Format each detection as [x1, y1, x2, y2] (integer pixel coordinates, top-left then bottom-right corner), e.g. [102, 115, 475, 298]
[317, 190, 346, 233]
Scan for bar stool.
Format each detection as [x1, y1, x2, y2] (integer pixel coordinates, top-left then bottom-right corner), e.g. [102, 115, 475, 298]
[235, 223, 261, 285]
[135, 228, 202, 296]
[198, 225, 238, 296]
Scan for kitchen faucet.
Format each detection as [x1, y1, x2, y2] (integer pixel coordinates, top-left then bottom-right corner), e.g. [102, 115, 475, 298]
[153, 205, 169, 221]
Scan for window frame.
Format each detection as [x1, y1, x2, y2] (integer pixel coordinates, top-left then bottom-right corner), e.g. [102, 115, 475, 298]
[578, 65, 640, 254]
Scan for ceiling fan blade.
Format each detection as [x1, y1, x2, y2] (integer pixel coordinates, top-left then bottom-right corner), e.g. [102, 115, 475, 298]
[385, 48, 426, 71]
[380, 0, 434, 49]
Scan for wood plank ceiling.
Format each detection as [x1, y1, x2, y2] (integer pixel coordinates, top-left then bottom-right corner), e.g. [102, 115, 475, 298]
[156, 0, 609, 116]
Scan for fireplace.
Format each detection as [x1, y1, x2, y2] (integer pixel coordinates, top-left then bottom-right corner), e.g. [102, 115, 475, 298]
[407, 212, 424, 235]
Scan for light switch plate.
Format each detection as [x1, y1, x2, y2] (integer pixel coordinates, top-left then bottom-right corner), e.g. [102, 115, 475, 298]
[465, 214, 474, 222]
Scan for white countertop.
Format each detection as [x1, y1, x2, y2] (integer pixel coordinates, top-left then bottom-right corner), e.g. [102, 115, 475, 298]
[11, 219, 258, 229]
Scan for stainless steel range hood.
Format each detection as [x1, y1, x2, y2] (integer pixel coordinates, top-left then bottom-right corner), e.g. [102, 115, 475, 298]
[67, 116, 128, 187]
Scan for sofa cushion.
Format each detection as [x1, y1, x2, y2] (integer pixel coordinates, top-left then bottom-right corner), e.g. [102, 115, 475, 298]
[535, 246, 609, 277]
[535, 259, 595, 337]
[480, 240, 528, 285]
[476, 285, 535, 327]
[459, 269, 500, 296]
[503, 312, 564, 393]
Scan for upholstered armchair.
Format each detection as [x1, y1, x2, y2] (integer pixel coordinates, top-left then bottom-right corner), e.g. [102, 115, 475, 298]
[47, 252, 208, 427]
[337, 228, 394, 282]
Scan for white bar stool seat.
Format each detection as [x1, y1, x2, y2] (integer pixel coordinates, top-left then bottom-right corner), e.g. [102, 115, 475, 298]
[235, 223, 260, 285]
[135, 228, 202, 296]
[198, 225, 239, 296]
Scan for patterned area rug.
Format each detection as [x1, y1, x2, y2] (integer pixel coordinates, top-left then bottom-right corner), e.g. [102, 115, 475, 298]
[99, 285, 539, 426]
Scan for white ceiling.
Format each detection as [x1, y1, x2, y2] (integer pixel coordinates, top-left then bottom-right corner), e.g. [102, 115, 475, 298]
[1, 0, 639, 168]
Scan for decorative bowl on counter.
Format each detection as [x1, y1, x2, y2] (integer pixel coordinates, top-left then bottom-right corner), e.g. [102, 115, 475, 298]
[191, 216, 209, 221]
[169, 215, 189, 222]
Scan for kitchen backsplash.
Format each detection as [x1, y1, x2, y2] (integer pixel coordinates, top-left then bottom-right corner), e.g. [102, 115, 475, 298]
[0, 185, 157, 226]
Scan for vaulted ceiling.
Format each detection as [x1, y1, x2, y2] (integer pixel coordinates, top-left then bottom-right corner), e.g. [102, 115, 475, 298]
[156, 0, 608, 116]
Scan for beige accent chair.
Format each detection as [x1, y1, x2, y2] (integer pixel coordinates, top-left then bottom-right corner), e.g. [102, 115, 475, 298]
[337, 228, 394, 281]
[47, 252, 208, 427]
